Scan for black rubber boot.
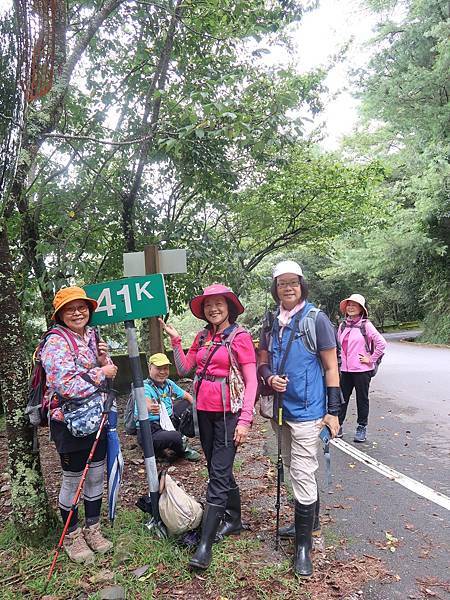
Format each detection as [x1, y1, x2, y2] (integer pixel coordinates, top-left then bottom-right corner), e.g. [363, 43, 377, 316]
[215, 486, 243, 541]
[279, 492, 320, 539]
[189, 503, 224, 570]
[313, 492, 321, 536]
[294, 501, 315, 578]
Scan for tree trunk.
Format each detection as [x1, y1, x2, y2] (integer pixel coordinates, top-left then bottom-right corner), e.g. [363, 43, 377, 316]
[121, 0, 183, 251]
[0, 225, 55, 543]
[0, 0, 126, 542]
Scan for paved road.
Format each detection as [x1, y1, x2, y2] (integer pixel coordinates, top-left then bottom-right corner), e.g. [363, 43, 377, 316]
[265, 333, 450, 598]
[319, 334, 450, 598]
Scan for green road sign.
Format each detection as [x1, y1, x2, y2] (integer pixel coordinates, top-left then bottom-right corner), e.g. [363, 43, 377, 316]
[84, 274, 169, 326]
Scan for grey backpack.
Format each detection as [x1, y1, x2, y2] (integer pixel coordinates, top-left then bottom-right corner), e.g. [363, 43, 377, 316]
[300, 307, 342, 370]
[264, 306, 341, 368]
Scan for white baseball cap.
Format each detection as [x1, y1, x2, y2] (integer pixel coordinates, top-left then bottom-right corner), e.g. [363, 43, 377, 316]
[272, 260, 303, 279]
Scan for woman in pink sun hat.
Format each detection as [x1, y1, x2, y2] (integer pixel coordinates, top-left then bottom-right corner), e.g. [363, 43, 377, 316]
[337, 293, 386, 443]
[159, 284, 257, 570]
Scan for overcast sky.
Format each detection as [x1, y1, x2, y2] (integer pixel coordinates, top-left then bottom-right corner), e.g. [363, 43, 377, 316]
[291, 0, 379, 149]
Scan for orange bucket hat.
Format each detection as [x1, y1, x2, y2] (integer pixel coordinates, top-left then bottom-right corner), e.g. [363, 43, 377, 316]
[52, 286, 98, 320]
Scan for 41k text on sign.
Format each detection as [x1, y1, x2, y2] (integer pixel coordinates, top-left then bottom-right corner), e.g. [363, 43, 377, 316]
[84, 274, 169, 326]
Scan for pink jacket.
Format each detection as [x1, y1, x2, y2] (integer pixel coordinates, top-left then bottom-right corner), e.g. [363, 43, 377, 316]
[171, 328, 257, 427]
[338, 317, 386, 373]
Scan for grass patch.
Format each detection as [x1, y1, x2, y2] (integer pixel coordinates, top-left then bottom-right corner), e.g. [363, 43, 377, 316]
[233, 458, 244, 472]
[382, 321, 420, 332]
[0, 510, 193, 599]
[323, 526, 342, 547]
[0, 512, 317, 599]
[253, 560, 312, 599]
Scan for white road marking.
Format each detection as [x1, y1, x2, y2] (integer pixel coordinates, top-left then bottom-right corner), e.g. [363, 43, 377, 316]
[331, 439, 450, 511]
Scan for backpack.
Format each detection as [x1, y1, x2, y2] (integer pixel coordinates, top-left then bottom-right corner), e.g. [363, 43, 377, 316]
[124, 388, 138, 435]
[338, 319, 384, 376]
[25, 326, 79, 427]
[261, 306, 340, 371]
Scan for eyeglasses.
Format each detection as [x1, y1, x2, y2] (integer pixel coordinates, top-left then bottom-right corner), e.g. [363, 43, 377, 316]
[63, 304, 89, 315]
[277, 280, 300, 288]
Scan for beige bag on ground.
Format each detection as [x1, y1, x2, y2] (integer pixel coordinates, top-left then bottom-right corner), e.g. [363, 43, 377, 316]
[159, 472, 203, 536]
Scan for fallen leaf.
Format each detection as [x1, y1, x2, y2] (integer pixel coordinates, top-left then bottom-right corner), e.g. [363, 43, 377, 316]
[132, 565, 149, 578]
[89, 569, 114, 584]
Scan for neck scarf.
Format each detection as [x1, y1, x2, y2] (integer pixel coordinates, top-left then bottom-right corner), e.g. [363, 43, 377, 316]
[278, 300, 305, 328]
[345, 315, 363, 328]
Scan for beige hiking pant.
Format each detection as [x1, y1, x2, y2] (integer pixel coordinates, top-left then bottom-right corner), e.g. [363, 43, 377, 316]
[271, 418, 322, 505]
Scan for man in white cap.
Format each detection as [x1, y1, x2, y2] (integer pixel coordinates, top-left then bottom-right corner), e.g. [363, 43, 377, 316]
[258, 260, 341, 578]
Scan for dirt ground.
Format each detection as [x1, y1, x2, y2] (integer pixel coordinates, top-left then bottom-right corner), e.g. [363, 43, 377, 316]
[0, 395, 394, 599]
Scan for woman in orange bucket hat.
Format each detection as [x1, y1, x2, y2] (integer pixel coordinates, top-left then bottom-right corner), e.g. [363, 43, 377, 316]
[41, 286, 118, 563]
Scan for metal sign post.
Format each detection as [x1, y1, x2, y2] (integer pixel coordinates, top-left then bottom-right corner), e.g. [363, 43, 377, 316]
[124, 320, 165, 535]
[84, 275, 170, 535]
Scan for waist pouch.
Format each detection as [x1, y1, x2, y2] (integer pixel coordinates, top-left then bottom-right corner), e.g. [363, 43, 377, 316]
[62, 392, 104, 437]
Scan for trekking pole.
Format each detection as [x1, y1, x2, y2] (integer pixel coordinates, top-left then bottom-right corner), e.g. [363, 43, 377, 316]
[319, 425, 332, 487]
[275, 389, 284, 551]
[46, 382, 115, 584]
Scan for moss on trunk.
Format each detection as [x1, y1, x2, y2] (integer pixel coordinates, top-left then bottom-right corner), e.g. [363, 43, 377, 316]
[0, 226, 54, 544]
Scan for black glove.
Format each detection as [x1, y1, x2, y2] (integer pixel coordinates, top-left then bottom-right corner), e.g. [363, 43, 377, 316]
[326, 387, 342, 416]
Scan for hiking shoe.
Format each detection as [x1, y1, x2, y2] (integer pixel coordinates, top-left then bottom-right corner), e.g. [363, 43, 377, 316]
[354, 425, 367, 443]
[83, 523, 113, 554]
[183, 446, 201, 462]
[64, 527, 95, 564]
[336, 426, 343, 439]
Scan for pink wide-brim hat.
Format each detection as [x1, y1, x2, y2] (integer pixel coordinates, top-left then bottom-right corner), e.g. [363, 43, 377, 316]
[339, 293, 368, 317]
[189, 284, 245, 320]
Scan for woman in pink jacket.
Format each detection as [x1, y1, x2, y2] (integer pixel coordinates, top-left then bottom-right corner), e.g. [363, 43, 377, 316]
[337, 294, 386, 443]
[159, 284, 258, 570]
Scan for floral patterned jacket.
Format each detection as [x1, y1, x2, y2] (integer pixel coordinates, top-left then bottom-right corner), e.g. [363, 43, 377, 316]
[41, 326, 110, 422]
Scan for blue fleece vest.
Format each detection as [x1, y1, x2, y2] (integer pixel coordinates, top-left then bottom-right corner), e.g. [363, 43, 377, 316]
[271, 303, 326, 422]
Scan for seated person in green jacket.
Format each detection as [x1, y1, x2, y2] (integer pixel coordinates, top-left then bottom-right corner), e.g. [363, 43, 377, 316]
[135, 353, 200, 462]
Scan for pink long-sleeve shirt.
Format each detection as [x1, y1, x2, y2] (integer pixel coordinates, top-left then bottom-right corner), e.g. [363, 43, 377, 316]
[338, 317, 386, 373]
[171, 327, 257, 427]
